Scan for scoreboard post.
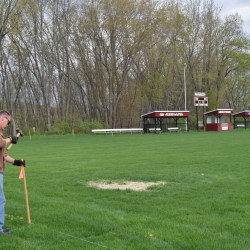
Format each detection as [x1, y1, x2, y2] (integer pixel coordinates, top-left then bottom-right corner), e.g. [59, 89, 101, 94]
[193, 92, 208, 130]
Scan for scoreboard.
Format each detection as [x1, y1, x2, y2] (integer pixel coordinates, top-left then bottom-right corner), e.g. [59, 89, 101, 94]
[193, 96, 208, 106]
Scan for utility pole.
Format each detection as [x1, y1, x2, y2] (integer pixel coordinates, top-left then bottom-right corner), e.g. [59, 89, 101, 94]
[184, 64, 187, 131]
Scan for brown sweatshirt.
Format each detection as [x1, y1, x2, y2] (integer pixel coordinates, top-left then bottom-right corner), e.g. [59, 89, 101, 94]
[0, 132, 7, 173]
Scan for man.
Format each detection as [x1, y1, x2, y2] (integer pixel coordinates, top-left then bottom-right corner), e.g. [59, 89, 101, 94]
[0, 110, 25, 235]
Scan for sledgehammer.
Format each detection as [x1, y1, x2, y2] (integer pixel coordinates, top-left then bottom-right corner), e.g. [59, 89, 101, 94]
[7, 128, 24, 151]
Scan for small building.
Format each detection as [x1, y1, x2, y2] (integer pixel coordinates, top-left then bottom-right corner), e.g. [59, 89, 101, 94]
[142, 111, 190, 133]
[232, 110, 250, 129]
[204, 109, 233, 131]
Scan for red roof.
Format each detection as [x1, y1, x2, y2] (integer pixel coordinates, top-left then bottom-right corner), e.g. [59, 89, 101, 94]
[142, 111, 190, 118]
[204, 109, 233, 116]
[232, 110, 250, 117]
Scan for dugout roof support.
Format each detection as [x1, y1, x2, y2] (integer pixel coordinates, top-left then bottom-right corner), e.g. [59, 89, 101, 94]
[141, 111, 190, 133]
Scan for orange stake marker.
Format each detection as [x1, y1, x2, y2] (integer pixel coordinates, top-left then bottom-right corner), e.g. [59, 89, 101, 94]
[19, 164, 31, 224]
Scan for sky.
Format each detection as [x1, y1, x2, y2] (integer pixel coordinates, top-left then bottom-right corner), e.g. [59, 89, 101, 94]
[213, 0, 250, 35]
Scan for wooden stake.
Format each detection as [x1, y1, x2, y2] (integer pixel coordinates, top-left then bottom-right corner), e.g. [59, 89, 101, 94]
[21, 165, 31, 224]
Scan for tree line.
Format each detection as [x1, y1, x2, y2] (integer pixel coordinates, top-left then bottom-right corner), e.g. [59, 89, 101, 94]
[0, 0, 249, 133]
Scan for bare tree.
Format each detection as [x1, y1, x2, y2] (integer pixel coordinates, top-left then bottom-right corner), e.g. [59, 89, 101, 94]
[0, 0, 249, 132]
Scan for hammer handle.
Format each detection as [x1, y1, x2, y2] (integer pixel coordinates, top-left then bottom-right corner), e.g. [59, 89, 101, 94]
[6, 132, 20, 151]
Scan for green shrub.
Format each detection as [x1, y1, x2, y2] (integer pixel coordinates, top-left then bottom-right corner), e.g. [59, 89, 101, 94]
[46, 120, 106, 135]
[74, 120, 106, 134]
[47, 122, 71, 135]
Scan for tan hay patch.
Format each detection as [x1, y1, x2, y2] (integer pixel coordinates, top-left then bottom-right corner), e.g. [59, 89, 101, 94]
[87, 181, 166, 192]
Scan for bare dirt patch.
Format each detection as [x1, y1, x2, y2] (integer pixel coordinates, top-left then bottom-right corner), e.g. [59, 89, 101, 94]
[87, 181, 166, 192]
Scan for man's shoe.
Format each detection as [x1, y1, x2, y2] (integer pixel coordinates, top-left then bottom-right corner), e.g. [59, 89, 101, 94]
[0, 228, 11, 234]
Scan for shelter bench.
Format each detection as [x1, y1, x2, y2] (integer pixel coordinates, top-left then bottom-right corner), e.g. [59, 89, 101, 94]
[148, 128, 161, 133]
[167, 127, 181, 132]
[236, 124, 245, 128]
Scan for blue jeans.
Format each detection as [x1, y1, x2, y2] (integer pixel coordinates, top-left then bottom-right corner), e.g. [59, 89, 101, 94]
[0, 173, 6, 232]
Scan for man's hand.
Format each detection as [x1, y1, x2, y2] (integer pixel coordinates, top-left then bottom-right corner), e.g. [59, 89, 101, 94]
[13, 159, 25, 167]
[11, 136, 18, 144]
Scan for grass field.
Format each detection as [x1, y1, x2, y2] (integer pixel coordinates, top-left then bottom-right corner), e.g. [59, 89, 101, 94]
[2, 130, 250, 249]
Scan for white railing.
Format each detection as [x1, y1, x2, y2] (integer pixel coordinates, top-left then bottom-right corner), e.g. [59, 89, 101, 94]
[91, 128, 143, 134]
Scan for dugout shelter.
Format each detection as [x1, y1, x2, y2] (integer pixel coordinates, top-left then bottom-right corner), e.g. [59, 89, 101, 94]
[142, 111, 190, 133]
[204, 109, 233, 131]
[232, 110, 250, 129]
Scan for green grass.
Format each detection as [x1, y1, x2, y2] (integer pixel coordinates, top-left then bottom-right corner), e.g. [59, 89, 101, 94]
[2, 130, 250, 249]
